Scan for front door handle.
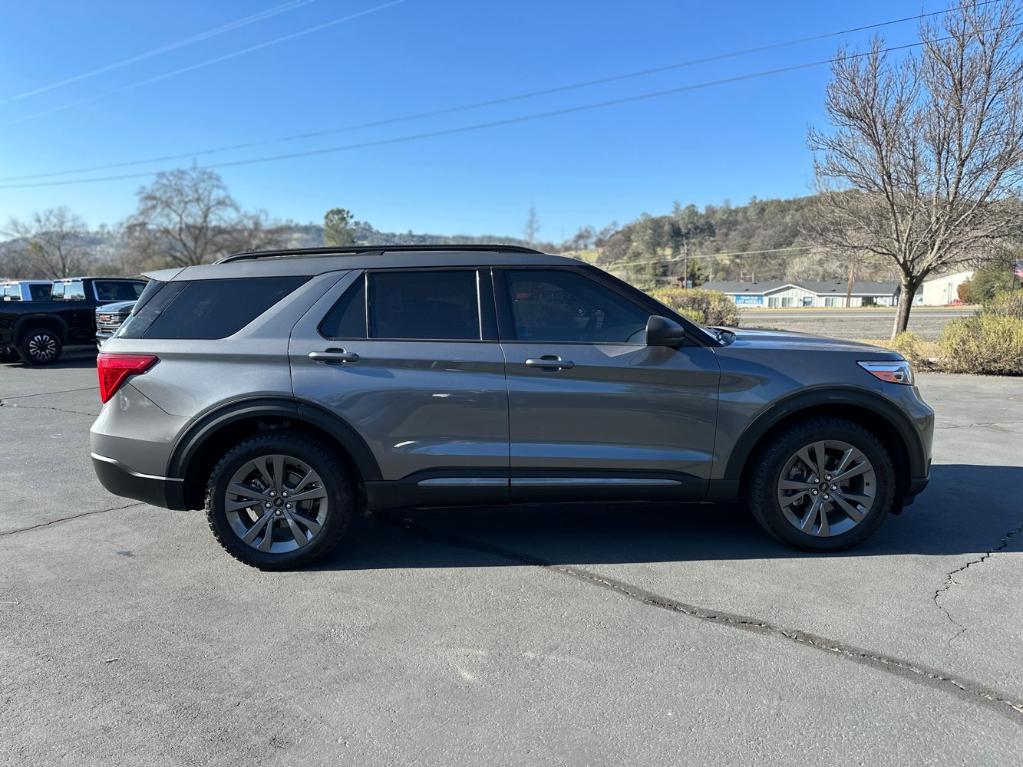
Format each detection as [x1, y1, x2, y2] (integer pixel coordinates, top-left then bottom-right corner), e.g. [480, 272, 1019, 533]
[525, 355, 574, 371]
[308, 348, 360, 364]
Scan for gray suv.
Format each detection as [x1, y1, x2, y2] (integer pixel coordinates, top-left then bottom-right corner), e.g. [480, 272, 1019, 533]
[90, 246, 933, 569]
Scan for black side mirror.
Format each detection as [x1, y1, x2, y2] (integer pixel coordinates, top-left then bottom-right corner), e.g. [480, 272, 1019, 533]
[645, 315, 687, 347]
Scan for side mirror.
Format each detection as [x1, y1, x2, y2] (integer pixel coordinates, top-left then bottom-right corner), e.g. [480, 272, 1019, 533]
[645, 315, 687, 347]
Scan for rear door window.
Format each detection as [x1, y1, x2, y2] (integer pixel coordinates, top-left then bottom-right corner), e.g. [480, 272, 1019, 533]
[319, 276, 367, 339]
[118, 276, 308, 340]
[29, 284, 52, 301]
[94, 280, 145, 302]
[368, 270, 480, 341]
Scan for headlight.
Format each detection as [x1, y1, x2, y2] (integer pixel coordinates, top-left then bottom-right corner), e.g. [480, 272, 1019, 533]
[858, 360, 914, 385]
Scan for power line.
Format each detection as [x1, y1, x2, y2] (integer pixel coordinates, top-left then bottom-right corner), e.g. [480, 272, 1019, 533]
[0, 36, 946, 191]
[0, 0, 317, 106]
[0, 2, 981, 183]
[0, 1, 406, 128]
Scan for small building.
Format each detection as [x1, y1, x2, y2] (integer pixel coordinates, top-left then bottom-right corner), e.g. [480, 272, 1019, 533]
[702, 280, 898, 308]
[918, 270, 974, 305]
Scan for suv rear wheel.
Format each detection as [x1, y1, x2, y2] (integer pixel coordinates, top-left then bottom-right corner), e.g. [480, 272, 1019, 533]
[205, 432, 354, 569]
[748, 417, 895, 551]
[18, 327, 62, 365]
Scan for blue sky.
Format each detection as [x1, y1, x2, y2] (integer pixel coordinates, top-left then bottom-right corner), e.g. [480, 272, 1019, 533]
[0, 0, 931, 240]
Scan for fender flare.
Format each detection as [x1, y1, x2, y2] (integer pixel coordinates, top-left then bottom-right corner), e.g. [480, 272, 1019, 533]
[14, 313, 69, 342]
[167, 396, 381, 483]
[722, 386, 928, 481]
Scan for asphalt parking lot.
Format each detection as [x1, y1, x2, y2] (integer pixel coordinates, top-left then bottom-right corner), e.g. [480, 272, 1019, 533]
[2, 359, 1022, 765]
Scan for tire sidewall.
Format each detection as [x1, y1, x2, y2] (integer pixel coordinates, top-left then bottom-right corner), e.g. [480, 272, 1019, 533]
[752, 420, 895, 551]
[206, 434, 353, 569]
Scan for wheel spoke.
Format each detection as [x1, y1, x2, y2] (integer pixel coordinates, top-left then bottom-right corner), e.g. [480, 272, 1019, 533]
[779, 479, 816, 491]
[228, 482, 265, 503]
[832, 494, 866, 521]
[271, 455, 285, 493]
[795, 446, 818, 477]
[833, 448, 855, 476]
[283, 512, 309, 547]
[289, 512, 322, 535]
[288, 486, 326, 503]
[800, 497, 822, 533]
[813, 442, 828, 477]
[832, 461, 870, 483]
[258, 518, 277, 551]
[253, 459, 274, 490]
[242, 509, 275, 544]
[290, 469, 315, 493]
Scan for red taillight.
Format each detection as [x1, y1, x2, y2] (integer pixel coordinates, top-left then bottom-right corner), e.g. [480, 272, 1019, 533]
[97, 353, 158, 403]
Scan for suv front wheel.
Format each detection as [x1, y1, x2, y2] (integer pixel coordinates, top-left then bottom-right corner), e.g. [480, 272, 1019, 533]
[749, 417, 895, 551]
[205, 432, 354, 569]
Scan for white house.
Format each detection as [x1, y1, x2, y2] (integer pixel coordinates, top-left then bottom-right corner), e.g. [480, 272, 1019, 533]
[702, 280, 898, 308]
[918, 270, 974, 305]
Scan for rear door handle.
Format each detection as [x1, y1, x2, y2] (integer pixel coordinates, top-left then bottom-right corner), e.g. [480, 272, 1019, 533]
[308, 348, 360, 364]
[525, 355, 574, 371]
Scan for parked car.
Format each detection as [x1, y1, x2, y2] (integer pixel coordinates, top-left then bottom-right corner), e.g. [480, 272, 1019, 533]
[95, 300, 137, 347]
[2, 280, 52, 302]
[0, 277, 146, 364]
[90, 245, 933, 569]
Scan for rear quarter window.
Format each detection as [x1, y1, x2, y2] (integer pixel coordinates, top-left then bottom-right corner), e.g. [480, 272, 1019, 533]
[118, 276, 308, 340]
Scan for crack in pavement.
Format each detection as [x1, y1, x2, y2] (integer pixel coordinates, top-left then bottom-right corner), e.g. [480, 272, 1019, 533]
[932, 520, 1023, 646]
[0, 502, 144, 538]
[0, 385, 98, 401]
[0, 400, 97, 417]
[384, 514, 1023, 725]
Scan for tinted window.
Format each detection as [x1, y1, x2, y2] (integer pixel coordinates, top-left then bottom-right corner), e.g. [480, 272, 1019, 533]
[95, 280, 145, 302]
[504, 269, 650, 343]
[29, 284, 51, 301]
[369, 271, 480, 340]
[319, 277, 366, 339]
[119, 277, 308, 340]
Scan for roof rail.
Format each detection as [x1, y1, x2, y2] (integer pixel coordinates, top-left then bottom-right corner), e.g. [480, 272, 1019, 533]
[216, 243, 545, 264]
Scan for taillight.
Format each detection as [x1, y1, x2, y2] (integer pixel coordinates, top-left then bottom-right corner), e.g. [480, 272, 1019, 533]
[97, 353, 158, 403]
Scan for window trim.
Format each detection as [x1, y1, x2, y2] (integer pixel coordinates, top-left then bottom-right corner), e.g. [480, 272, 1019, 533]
[319, 267, 498, 343]
[492, 265, 714, 347]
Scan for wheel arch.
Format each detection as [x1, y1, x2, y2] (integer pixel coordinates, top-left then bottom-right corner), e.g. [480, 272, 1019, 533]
[169, 397, 381, 510]
[15, 314, 68, 343]
[726, 387, 925, 503]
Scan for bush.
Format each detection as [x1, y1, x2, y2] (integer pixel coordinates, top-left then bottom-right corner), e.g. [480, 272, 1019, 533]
[985, 289, 1023, 320]
[649, 287, 740, 327]
[939, 313, 1023, 375]
[889, 331, 927, 365]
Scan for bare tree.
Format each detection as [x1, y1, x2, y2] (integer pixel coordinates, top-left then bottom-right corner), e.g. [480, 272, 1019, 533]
[808, 1, 1023, 338]
[523, 204, 541, 245]
[3, 207, 91, 278]
[122, 166, 287, 269]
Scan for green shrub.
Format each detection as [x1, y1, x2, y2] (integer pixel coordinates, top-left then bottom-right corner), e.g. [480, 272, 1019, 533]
[939, 313, 1023, 375]
[985, 290, 1023, 320]
[649, 287, 740, 327]
[889, 331, 927, 365]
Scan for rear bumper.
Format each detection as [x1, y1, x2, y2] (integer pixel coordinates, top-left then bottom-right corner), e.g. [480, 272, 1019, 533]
[91, 454, 188, 510]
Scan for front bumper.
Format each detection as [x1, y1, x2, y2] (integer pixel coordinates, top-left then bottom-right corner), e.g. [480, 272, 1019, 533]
[92, 454, 188, 510]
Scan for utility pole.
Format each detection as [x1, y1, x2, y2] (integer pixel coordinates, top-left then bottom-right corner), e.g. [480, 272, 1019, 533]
[845, 262, 855, 308]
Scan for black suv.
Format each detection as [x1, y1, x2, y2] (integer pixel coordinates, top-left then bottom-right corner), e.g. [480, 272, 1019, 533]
[1, 277, 145, 364]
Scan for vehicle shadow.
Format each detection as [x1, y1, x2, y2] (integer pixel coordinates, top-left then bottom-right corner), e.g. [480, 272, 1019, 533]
[1, 354, 97, 371]
[317, 464, 1023, 570]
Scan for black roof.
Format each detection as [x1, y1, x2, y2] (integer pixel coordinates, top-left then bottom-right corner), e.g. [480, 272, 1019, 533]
[218, 244, 545, 264]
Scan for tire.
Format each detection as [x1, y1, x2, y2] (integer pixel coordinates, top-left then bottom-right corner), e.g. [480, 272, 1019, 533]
[17, 327, 62, 366]
[748, 417, 895, 552]
[205, 432, 355, 570]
